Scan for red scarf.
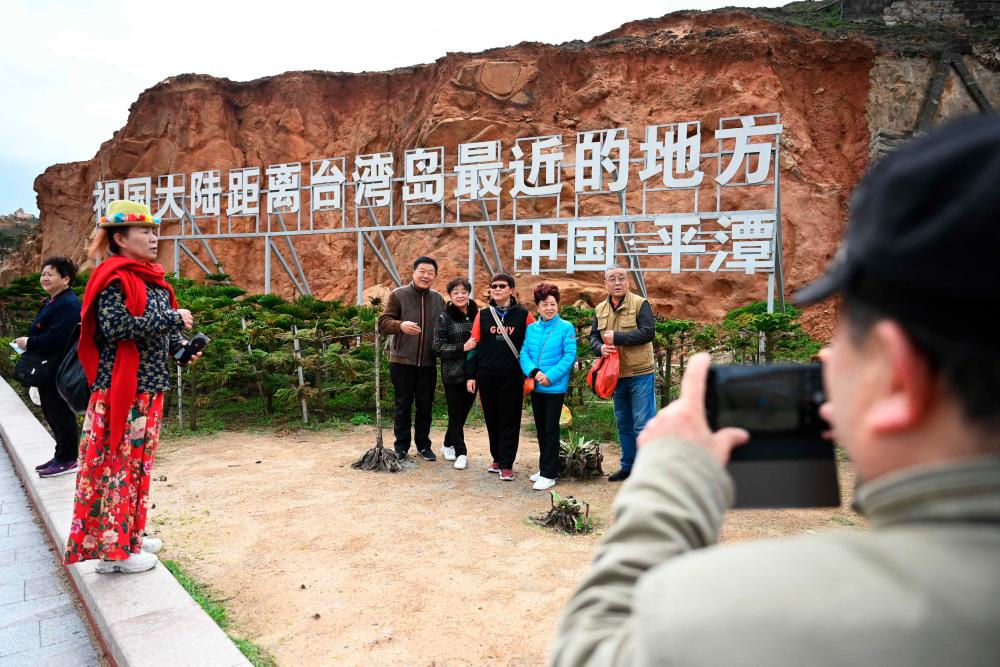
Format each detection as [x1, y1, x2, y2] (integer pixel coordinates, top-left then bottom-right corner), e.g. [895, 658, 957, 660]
[78, 256, 178, 449]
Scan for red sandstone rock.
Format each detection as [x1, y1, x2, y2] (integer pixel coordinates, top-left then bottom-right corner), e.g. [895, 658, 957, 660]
[13, 10, 885, 338]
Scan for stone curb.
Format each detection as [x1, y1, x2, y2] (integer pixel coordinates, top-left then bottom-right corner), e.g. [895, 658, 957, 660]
[0, 377, 250, 667]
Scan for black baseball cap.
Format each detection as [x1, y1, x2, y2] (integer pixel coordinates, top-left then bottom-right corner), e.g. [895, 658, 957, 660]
[793, 114, 1000, 335]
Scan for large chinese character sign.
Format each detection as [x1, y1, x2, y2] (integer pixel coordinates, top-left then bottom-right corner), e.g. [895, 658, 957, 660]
[94, 113, 784, 309]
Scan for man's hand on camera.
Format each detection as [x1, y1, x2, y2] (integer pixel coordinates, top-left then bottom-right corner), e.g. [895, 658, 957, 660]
[637, 353, 749, 466]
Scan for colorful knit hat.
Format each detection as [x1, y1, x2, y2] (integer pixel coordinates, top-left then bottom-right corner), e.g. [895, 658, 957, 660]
[99, 200, 160, 228]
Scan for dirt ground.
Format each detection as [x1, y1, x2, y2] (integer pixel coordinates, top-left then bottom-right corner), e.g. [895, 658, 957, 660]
[149, 425, 862, 667]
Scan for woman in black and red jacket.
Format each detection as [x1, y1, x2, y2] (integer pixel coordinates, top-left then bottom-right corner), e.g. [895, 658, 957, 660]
[465, 272, 534, 481]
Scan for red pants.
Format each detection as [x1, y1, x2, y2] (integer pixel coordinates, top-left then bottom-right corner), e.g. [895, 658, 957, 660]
[64, 389, 164, 564]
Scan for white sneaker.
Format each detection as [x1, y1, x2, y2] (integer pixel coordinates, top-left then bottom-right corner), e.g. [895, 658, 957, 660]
[454, 455, 468, 470]
[141, 536, 163, 554]
[442, 446, 457, 461]
[533, 476, 556, 491]
[529, 471, 541, 482]
[95, 551, 158, 574]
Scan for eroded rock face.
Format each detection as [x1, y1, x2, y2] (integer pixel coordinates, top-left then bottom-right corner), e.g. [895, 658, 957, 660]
[10, 11, 886, 335]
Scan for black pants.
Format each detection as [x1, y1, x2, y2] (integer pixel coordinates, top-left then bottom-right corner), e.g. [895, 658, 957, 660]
[530, 392, 564, 480]
[389, 363, 437, 454]
[38, 381, 79, 463]
[478, 372, 523, 469]
[443, 382, 476, 456]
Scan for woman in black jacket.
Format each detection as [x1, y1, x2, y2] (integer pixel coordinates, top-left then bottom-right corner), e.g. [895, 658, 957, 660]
[14, 257, 82, 478]
[432, 277, 478, 470]
[465, 273, 534, 481]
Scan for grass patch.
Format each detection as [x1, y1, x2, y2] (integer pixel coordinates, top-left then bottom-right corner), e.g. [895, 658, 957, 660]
[163, 559, 277, 667]
[563, 399, 619, 447]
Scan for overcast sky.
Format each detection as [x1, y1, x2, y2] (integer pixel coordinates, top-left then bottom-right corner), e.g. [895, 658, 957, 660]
[0, 0, 789, 216]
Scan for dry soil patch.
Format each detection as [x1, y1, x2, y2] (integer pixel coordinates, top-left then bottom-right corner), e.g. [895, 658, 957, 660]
[150, 426, 860, 666]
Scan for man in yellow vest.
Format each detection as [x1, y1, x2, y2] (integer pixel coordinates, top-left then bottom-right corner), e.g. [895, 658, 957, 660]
[589, 265, 656, 482]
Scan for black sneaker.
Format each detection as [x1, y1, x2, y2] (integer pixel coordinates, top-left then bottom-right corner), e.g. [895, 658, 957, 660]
[418, 449, 437, 462]
[35, 457, 55, 471]
[608, 469, 631, 482]
[394, 450, 408, 462]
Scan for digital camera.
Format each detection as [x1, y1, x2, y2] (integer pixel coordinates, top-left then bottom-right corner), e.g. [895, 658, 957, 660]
[705, 364, 840, 508]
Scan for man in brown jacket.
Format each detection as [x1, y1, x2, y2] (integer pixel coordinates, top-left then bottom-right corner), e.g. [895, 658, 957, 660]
[377, 256, 445, 461]
[552, 116, 1000, 665]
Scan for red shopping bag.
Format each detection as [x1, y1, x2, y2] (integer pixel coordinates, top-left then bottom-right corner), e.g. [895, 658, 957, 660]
[586, 350, 619, 399]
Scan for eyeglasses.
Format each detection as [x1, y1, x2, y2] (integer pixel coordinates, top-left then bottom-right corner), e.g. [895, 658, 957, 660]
[490, 283, 510, 289]
[605, 276, 628, 284]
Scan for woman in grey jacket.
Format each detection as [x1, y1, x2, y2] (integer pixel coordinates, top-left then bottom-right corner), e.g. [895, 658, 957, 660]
[431, 277, 479, 470]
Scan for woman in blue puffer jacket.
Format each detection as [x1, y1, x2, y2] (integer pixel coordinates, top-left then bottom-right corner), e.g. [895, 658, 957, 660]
[519, 283, 577, 491]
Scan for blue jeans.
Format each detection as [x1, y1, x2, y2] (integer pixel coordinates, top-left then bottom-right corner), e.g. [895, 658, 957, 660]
[612, 373, 657, 471]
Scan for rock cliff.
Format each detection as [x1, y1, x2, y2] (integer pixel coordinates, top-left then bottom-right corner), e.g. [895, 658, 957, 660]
[8, 9, 1000, 337]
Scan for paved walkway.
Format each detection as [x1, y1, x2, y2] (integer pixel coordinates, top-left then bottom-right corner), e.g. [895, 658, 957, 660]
[0, 446, 100, 667]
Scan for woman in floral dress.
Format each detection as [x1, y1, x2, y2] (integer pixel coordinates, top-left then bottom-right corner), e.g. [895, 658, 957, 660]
[64, 200, 200, 574]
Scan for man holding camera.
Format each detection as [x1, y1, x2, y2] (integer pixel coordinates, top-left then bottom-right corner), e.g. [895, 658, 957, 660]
[552, 116, 1000, 666]
[589, 266, 657, 482]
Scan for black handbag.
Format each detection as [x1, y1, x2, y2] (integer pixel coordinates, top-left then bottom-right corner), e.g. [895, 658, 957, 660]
[13, 349, 56, 387]
[56, 324, 90, 414]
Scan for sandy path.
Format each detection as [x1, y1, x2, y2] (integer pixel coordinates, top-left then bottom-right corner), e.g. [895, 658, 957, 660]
[149, 425, 861, 666]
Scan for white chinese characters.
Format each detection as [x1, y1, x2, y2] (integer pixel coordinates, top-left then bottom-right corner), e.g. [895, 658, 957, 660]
[266, 163, 301, 213]
[354, 153, 394, 208]
[92, 113, 782, 280]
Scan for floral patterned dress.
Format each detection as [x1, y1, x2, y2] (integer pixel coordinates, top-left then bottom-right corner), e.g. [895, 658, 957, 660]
[64, 391, 163, 562]
[64, 280, 183, 564]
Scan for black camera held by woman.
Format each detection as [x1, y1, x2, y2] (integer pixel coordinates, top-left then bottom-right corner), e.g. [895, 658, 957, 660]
[174, 333, 211, 366]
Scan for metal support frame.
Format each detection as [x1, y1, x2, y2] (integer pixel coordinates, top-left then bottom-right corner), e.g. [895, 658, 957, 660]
[272, 213, 313, 295]
[267, 239, 306, 296]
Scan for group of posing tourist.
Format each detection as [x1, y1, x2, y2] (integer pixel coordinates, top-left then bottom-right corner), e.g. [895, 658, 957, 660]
[377, 256, 657, 490]
[15, 199, 656, 575]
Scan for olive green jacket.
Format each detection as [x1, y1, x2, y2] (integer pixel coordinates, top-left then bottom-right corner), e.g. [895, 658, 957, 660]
[550, 441, 1000, 666]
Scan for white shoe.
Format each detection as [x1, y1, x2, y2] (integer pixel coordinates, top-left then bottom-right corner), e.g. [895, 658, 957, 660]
[529, 471, 541, 482]
[141, 536, 163, 554]
[442, 446, 457, 462]
[533, 476, 556, 491]
[454, 455, 468, 470]
[95, 551, 158, 574]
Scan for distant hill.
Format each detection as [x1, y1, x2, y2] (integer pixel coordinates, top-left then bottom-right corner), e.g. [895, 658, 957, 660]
[0, 209, 39, 265]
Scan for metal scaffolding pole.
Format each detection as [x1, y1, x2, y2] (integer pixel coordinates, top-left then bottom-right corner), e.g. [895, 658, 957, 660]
[273, 213, 313, 296]
[360, 199, 402, 287]
[179, 242, 214, 276]
[478, 200, 504, 272]
[181, 208, 222, 271]
[268, 239, 307, 296]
